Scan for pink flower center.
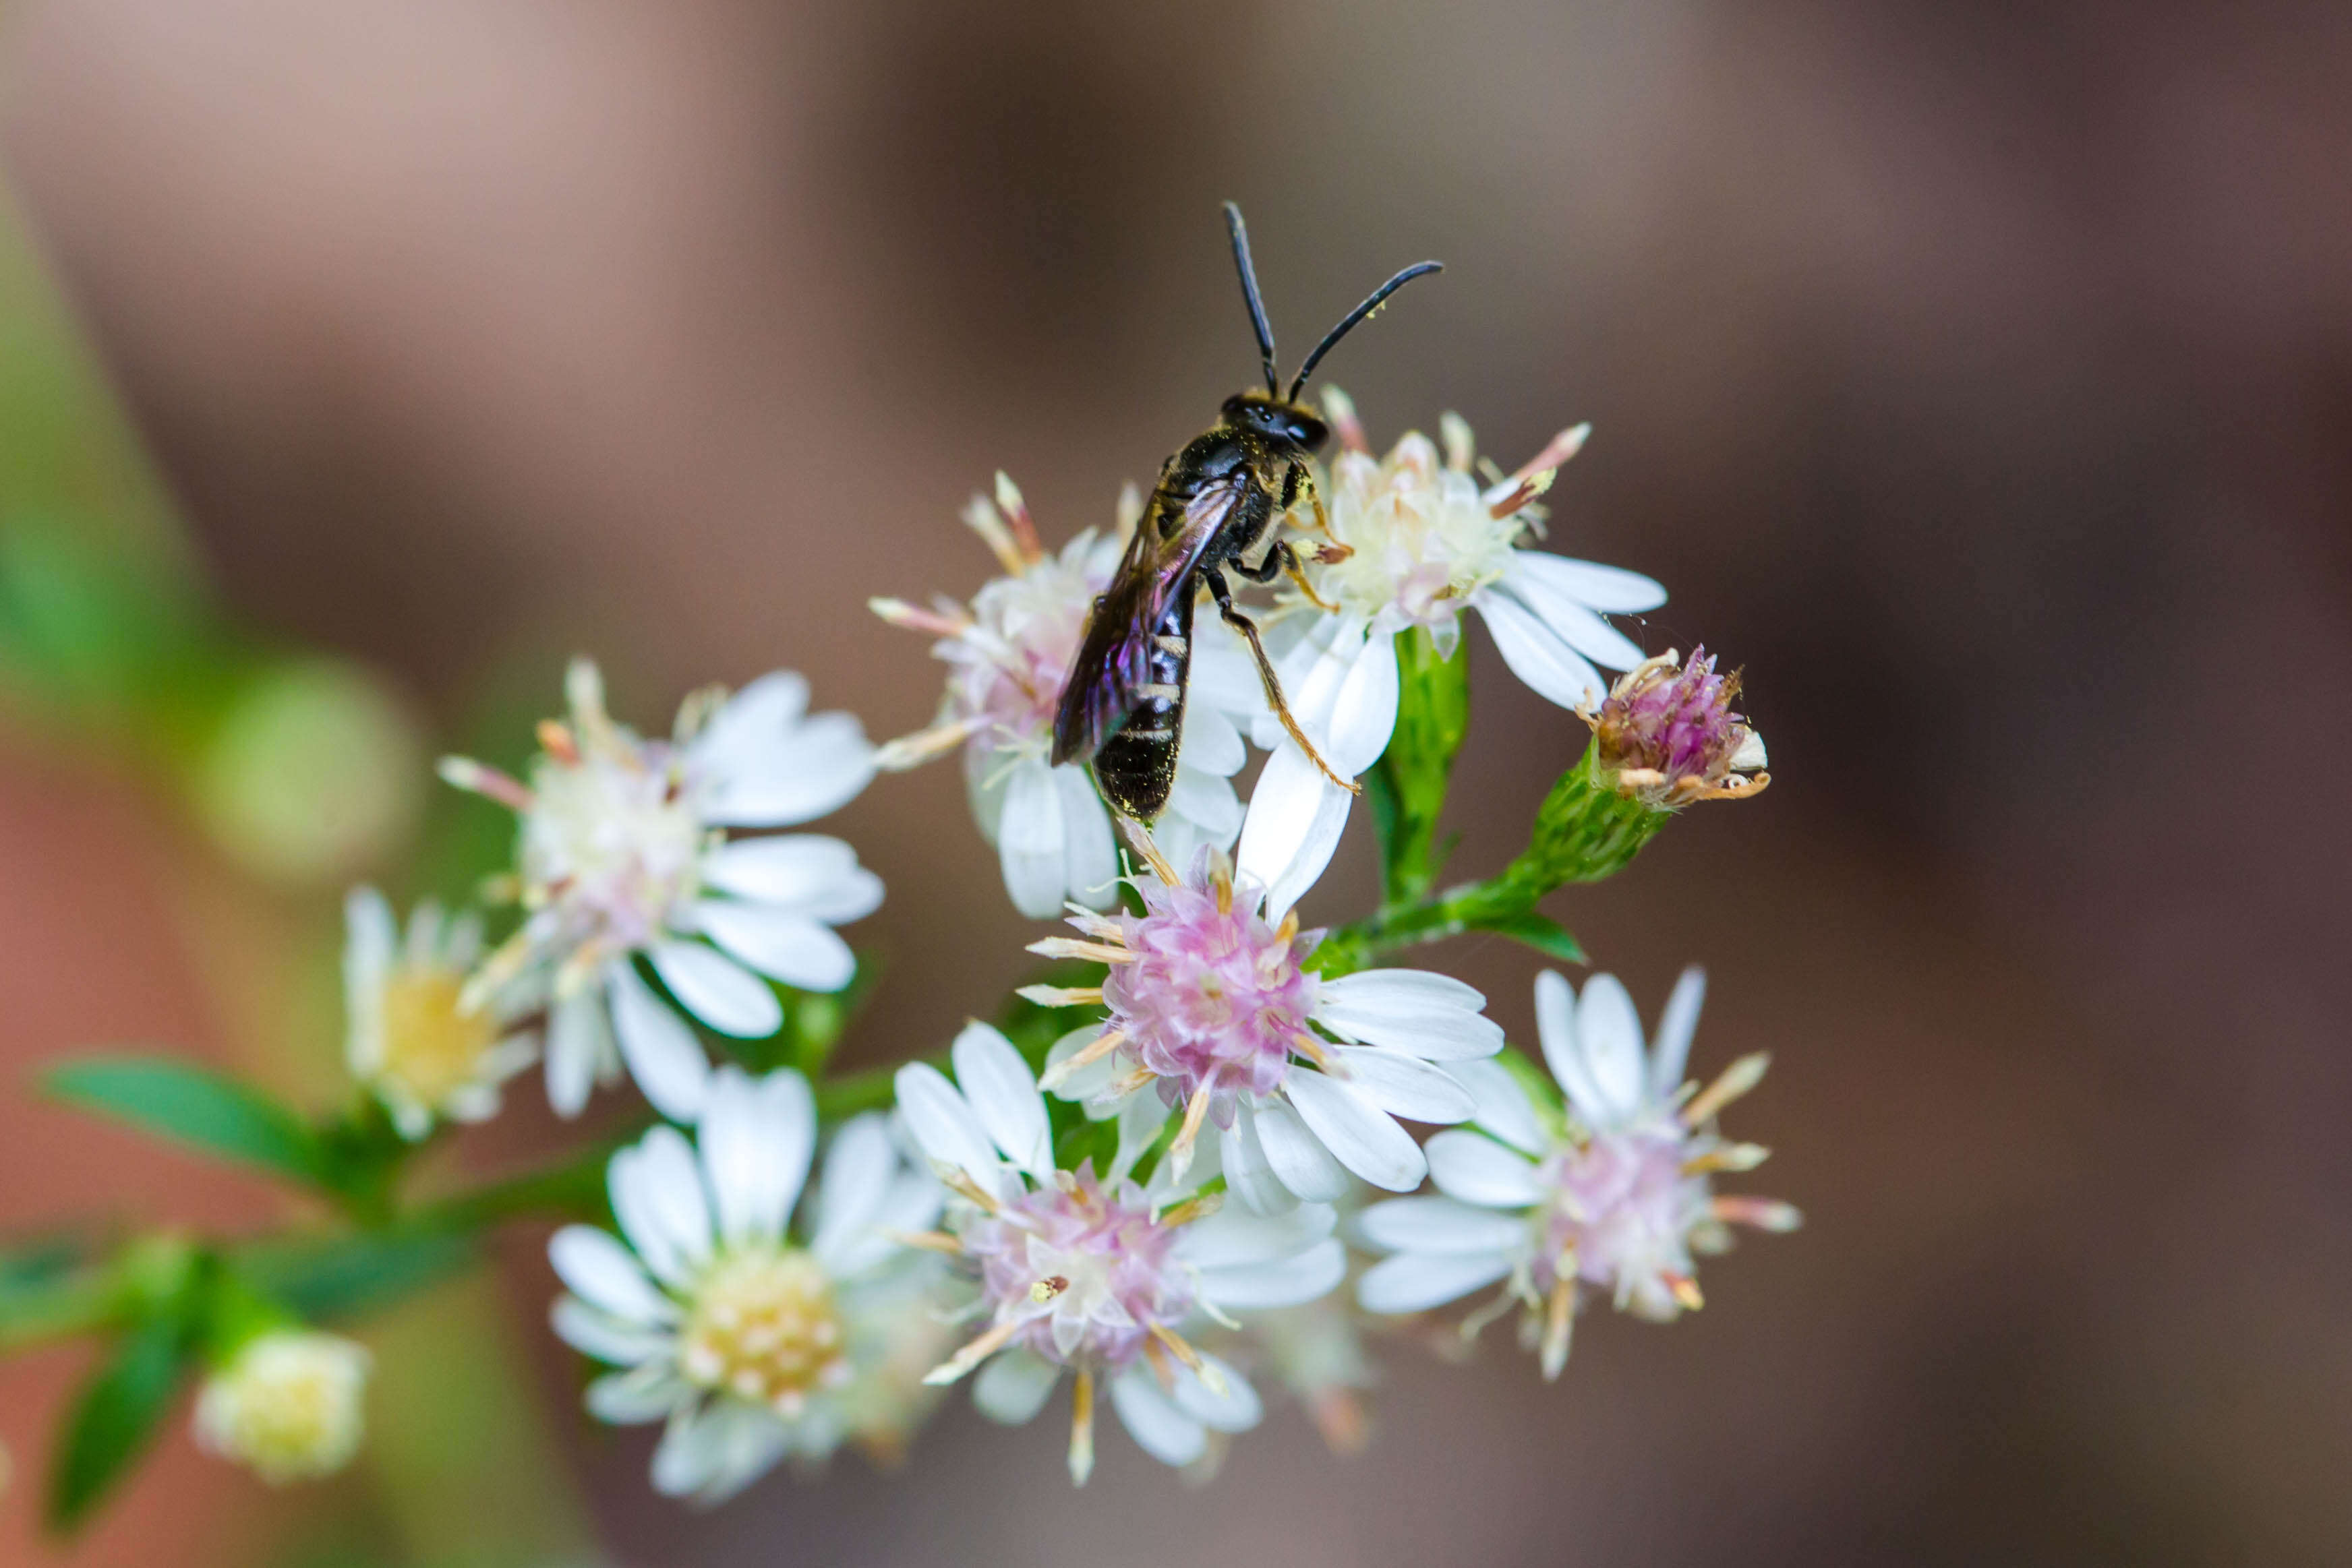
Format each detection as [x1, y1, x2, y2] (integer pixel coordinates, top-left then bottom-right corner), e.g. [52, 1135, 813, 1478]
[1101, 872, 1322, 1113]
[946, 558, 1105, 750]
[962, 1170, 1191, 1370]
[1533, 1126, 1706, 1292]
[1598, 646, 1747, 785]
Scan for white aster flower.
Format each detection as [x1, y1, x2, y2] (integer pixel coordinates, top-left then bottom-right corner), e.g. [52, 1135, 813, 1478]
[192, 1329, 371, 1485]
[548, 1066, 945, 1504]
[1237, 394, 1666, 905]
[440, 659, 879, 1122]
[1027, 826, 1502, 1214]
[1355, 967, 1798, 1380]
[894, 1023, 1345, 1484]
[343, 886, 538, 1139]
[871, 475, 1260, 918]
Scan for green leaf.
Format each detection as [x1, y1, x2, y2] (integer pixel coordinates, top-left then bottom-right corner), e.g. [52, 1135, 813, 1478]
[45, 1057, 330, 1189]
[1479, 910, 1587, 965]
[47, 1312, 188, 1532]
[242, 1231, 476, 1323]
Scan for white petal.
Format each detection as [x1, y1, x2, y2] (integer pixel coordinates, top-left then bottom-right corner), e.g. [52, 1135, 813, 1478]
[551, 1298, 673, 1366]
[1163, 764, 1243, 846]
[1109, 1091, 1173, 1186]
[1423, 1129, 1546, 1208]
[1235, 746, 1351, 924]
[700, 1066, 815, 1246]
[811, 1114, 896, 1271]
[1174, 1202, 1336, 1269]
[1283, 1071, 1426, 1193]
[1109, 1367, 1207, 1468]
[1650, 965, 1707, 1099]
[1357, 1196, 1528, 1255]
[695, 901, 856, 992]
[1250, 1097, 1353, 1203]
[587, 1364, 689, 1425]
[1474, 591, 1608, 711]
[651, 942, 781, 1039]
[1328, 1046, 1478, 1124]
[1445, 1058, 1547, 1156]
[1179, 700, 1246, 777]
[1575, 972, 1648, 1124]
[1218, 1102, 1298, 1216]
[696, 675, 875, 826]
[545, 986, 615, 1119]
[893, 1062, 1003, 1192]
[651, 1401, 789, 1503]
[1169, 1356, 1261, 1433]
[971, 1348, 1061, 1425]
[825, 1170, 945, 1278]
[695, 670, 808, 756]
[1316, 976, 1504, 1060]
[1504, 550, 1667, 614]
[1535, 969, 1608, 1125]
[1057, 768, 1120, 909]
[549, 1226, 674, 1325]
[1319, 968, 1486, 1013]
[1495, 561, 1647, 669]
[998, 757, 1067, 919]
[607, 963, 711, 1123]
[1323, 626, 1400, 776]
[701, 835, 860, 906]
[609, 1126, 714, 1286]
[1357, 1247, 1518, 1314]
[1194, 1237, 1347, 1310]
[950, 1022, 1051, 1176]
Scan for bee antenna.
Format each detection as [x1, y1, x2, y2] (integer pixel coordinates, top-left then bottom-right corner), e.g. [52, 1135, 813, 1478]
[1287, 260, 1444, 402]
[1223, 202, 1280, 396]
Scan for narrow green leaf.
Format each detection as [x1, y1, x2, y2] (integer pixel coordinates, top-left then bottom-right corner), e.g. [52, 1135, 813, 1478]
[44, 1057, 329, 1188]
[1479, 910, 1587, 965]
[47, 1313, 187, 1532]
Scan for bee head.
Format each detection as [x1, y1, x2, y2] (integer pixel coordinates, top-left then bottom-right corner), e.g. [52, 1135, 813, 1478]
[1221, 390, 1329, 453]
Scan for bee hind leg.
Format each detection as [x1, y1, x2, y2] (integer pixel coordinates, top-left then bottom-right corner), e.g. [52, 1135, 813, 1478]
[1202, 567, 1361, 796]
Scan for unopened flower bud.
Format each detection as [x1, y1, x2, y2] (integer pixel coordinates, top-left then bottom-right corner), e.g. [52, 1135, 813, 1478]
[1585, 647, 1769, 807]
[192, 1330, 370, 1485]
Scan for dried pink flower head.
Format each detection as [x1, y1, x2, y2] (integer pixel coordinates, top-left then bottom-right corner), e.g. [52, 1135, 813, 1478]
[1585, 646, 1769, 806]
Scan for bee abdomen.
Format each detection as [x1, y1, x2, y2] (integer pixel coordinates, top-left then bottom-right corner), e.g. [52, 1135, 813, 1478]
[1094, 594, 1194, 821]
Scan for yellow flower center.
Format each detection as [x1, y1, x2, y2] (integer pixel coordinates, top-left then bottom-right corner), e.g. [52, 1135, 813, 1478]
[378, 971, 500, 1107]
[680, 1248, 848, 1417]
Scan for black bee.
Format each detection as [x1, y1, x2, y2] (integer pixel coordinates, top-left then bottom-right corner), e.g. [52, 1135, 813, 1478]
[1050, 204, 1442, 822]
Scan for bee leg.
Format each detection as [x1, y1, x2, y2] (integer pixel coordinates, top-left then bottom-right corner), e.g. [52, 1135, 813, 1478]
[1202, 566, 1361, 795]
[1233, 537, 1343, 613]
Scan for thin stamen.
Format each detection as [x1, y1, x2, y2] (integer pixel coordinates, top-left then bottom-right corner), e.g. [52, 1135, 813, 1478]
[1540, 1277, 1576, 1383]
[1068, 1370, 1096, 1486]
[1682, 1053, 1771, 1127]
[1038, 1027, 1127, 1091]
[1165, 1081, 1216, 1181]
[885, 1230, 966, 1256]
[921, 1317, 1020, 1387]
[1682, 1142, 1770, 1176]
[1116, 816, 1181, 886]
[1662, 1272, 1705, 1311]
[1015, 984, 1105, 1008]
[1025, 937, 1140, 966]
[436, 756, 535, 812]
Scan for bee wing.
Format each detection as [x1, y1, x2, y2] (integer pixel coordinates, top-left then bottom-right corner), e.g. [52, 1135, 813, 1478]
[1050, 475, 1246, 766]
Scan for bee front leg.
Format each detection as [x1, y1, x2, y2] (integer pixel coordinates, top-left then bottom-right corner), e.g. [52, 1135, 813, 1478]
[1202, 566, 1361, 795]
[1231, 537, 1343, 613]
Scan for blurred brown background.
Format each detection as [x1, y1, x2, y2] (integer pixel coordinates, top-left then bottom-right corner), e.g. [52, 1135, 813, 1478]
[2, 0, 2348, 1563]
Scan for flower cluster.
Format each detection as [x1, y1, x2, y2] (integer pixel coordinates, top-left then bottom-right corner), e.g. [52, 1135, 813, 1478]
[439, 659, 880, 1120]
[871, 477, 1260, 917]
[17, 385, 1801, 1524]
